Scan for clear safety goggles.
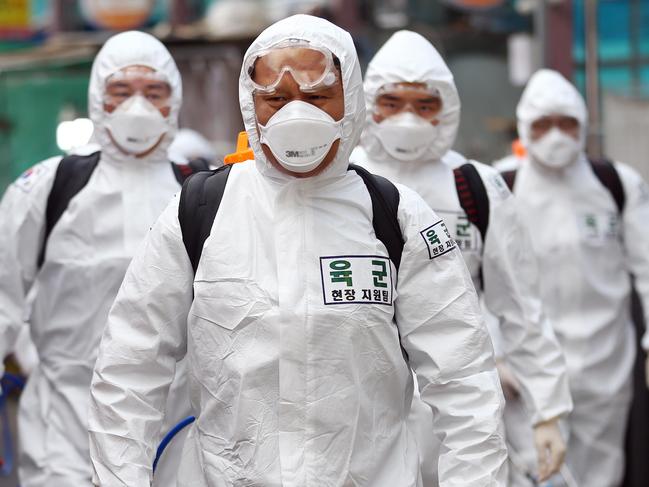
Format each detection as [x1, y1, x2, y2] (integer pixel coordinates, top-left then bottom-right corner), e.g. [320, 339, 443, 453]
[103, 70, 172, 109]
[244, 39, 338, 94]
[374, 82, 442, 121]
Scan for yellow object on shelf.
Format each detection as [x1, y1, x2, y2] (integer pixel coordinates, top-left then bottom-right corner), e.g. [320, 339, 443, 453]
[224, 131, 254, 164]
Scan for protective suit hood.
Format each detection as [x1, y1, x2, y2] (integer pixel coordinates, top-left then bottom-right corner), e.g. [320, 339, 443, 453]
[88, 31, 182, 164]
[517, 69, 587, 149]
[239, 14, 365, 181]
[361, 30, 460, 164]
[168, 128, 216, 165]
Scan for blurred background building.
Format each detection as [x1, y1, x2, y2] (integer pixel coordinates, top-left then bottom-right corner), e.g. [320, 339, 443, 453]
[0, 0, 648, 190]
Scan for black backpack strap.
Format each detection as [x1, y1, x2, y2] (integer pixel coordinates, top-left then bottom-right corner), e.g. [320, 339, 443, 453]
[349, 164, 408, 361]
[501, 169, 517, 192]
[453, 163, 490, 243]
[171, 158, 212, 185]
[189, 157, 211, 172]
[589, 158, 625, 214]
[178, 164, 233, 274]
[348, 164, 404, 271]
[39, 152, 101, 267]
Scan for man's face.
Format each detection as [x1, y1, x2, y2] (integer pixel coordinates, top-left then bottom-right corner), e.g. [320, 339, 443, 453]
[373, 82, 442, 125]
[103, 65, 172, 118]
[252, 48, 345, 178]
[103, 65, 172, 157]
[530, 114, 580, 141]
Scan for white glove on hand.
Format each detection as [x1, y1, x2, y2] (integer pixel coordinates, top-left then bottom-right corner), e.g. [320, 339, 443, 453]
[496, 359, 520, 401]
[534, 418, 566, 482]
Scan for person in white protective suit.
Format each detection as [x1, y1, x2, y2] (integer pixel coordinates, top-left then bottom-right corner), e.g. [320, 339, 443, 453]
[87, 15, 508, 487]
[505, 68, 649, 487]
[351, 31, 573, 486]
[168, 128, 218, 166]
[0, 31, 192, 486]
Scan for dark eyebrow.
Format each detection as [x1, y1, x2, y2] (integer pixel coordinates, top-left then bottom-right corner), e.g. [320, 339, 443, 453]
[417, 97, 439, 103]
[380, 94, 401, 101]
[144, 82, 170, 91]
[106, 81, 131, 89]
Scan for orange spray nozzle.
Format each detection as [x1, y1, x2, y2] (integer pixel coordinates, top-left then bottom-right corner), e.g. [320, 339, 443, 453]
[512, 139, 526, 159]
[224, 131, 255, 164]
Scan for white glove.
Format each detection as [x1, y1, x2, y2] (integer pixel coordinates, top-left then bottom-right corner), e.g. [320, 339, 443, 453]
[534, 417, 566, 482]
[496, 359, 520, 401]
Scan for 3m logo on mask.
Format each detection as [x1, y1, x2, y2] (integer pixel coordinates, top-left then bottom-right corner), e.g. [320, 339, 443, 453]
[420, 220, 457, 259]
[320, 255, 393, 306]
[286, 143, 328, 159]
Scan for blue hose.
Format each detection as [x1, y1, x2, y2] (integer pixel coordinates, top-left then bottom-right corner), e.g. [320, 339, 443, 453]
[1, 375, 25, 392]
[0, 373, 25, 477]
[152, 416, 195, 474]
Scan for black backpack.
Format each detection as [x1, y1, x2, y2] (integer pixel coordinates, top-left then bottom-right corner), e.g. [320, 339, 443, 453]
[177, 161, 497, 275]
[501, 158, 625, 214]
[38, 151, 210, 267]
[178, 163, 405, 274]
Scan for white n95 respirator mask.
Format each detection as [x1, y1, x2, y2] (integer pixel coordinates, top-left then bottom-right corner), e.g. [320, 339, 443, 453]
[105, 95, 169, 155]
[528, 127, 581, 170]
[375, 112, 439, 162]
[258, 100, 343, 174]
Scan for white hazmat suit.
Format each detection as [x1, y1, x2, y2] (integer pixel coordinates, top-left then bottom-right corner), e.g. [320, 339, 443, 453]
[0, 31, 191, 486]
[351, 31, 572, 485]
[88, 16, 508, 487]
[511, 69, 649, 486]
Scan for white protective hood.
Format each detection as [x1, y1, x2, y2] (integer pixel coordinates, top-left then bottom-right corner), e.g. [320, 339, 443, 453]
[168, 128, 217, 165]
[516, 69, 587, 149]
[88, 31, 182, 164]
[239, 14, 365, 181]
[361, 30, 460, 164]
